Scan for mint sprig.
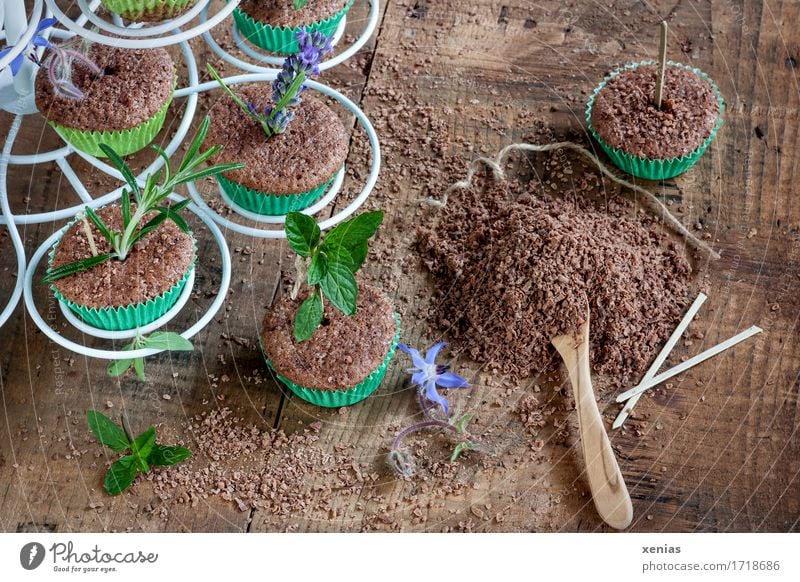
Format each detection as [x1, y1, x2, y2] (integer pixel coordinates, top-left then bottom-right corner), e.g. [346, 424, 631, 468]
[285, 210, 383, 342]
[107, 331, 194, 382]
[293, 0, 310, 9]
[87, 410, 191, 496]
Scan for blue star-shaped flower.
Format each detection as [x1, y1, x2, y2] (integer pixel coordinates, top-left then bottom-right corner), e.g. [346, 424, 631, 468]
[398, 342, 469, 417]
[0, 18, 56, 76]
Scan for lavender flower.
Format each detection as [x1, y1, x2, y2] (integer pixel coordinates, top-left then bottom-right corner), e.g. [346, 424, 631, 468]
[0, 17, 56, 76]
[208, 29, 333, 137]
[398, 342, 469, 417]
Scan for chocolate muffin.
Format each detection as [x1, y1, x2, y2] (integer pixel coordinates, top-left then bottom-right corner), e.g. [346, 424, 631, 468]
[233, 0, 354, 55]
[50, 203, 194, 311]
[586, 61, 723, 179]
[100, 0, 200, 23]
[261, 284, 397, 391]
[238, 0, 349, 28]
[35, 43, 175, 156]
[590, 63, 719, 160]
[207, 84, 348, 195]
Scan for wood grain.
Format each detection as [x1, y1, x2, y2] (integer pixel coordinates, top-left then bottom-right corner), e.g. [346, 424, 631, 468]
[1, 0, 798, 532]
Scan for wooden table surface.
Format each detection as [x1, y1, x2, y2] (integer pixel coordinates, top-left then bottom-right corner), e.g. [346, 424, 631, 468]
[1, 0, 798, 533]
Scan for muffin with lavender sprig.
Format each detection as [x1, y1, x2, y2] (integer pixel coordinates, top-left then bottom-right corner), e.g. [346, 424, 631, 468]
[206, 30, 347, 215]
[234, 0, 355, 54]
[35, 37, 175, 157]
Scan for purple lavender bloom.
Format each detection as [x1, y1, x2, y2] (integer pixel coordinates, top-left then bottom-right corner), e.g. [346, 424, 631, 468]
[398, 342, 469, 417]
[0, 17, 56, 76]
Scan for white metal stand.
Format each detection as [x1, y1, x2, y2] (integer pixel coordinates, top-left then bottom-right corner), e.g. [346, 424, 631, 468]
[0, 0, 382, 365]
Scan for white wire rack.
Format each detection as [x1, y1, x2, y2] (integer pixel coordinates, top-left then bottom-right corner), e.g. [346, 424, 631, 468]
[0, 0, 381, 363]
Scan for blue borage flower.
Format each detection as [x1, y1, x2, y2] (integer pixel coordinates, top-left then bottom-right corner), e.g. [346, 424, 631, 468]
[0, 17, 56, 76]
[398, 342, 469, 417]
[388, 342, 479, 478]
[208, 29, 333, 138]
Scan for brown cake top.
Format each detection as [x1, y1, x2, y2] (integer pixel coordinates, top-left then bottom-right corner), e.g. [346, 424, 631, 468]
[590, 64, 720, 160]
[206, 85, 349, 194]
[238, 0, 349, 28]
[261, 284, 396, 391]
[35, 43, 174, 132]
[51, 203, 195, 309]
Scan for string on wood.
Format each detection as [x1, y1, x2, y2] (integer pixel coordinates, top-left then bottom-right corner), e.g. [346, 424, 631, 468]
[424, 141, 720, 260]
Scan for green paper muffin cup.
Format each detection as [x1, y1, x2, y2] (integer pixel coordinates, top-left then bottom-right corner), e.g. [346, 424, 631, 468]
[49, 95, 172, 158]
[217, 166, 341, 216]
[586, 60, 724, 180]
[265, 313, 401, 408]
[232, 0, 355, 54]
[100, 0, 199, 22]
[47, 217, 196, 332]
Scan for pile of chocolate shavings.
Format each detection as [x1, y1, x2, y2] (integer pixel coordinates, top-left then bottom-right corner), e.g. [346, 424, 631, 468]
[417, 173, 694, 386]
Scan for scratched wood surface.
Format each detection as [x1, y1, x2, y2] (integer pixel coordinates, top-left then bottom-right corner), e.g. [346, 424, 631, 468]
[0, 0, 798, 532]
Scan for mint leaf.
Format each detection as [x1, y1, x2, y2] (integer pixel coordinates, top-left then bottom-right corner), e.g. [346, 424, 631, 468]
[87, 410, 130, 452]
[133, 357, 145, 381]
[307, 254, 327, 286]
[131, 426, 156, 472]
[107, 358, 134, 378]
[148, 445, 192, 466]
[104, 456, 138, 496]
[320, 262, 358, 316]
[143, 332, 194, 351]
[345, 242, 369, 272]
[285, 212, 320, 257]
[324, 211, 383, 253]
[294, 292, 324, 342]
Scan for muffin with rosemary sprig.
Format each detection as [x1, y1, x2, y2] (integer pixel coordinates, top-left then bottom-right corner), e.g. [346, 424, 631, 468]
[261, 211, 400, 407]
[42, 118, 242, 331]
[234, 0, 354, 54]
[100, 0, 200, 23]
[35, 39, 175, 157]
[205, 30, 347, 216]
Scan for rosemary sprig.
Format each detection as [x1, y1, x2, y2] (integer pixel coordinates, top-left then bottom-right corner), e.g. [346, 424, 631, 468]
[42, 117, 243, 283]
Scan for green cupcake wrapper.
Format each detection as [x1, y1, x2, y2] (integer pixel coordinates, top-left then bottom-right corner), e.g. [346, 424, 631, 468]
[47, 214, 196, 332]
[232, 0, 355, 54]
[49, 95, 172, 158]
[265, 313, 401, 408]
[100, 0, 198, 21]
[217, 166, 340, 216]
[586, 60, 725, 180]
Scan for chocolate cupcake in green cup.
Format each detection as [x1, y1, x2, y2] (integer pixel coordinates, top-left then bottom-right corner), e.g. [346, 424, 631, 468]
[261, 210, 398, 408]
[35, 43, 175, 158]
[46, 203, 196, 332]
[100, 0, 200, 22]
[586, 60, 724, 180]
[205, 31, 346, 216]
[234, 0, 355, 54]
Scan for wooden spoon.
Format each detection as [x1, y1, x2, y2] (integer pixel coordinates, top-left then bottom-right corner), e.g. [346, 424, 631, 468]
[551, 311, 633, 530]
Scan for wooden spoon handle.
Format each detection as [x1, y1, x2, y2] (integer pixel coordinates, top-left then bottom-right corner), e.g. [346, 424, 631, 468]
[558, 339, 633, 529]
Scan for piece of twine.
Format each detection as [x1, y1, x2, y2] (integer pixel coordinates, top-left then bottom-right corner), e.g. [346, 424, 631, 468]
[424, 141, 720, 261]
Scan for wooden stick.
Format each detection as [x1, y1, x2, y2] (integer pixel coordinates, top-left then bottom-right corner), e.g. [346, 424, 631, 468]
[654, 21, 668, 109]
[78, 213, 98, 257]
[612, 292, 706, 429]
[616, 325, 763, 402]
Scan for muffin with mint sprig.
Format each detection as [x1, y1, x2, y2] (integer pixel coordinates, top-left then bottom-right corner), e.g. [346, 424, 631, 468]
[206, 30, 347, 216]
[100, 0, 200, 23]
[35, 41, 175, 158]
[42, 118, 242, 332]
[234, 0, 355, 54]
[261, 210, 400, 408]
